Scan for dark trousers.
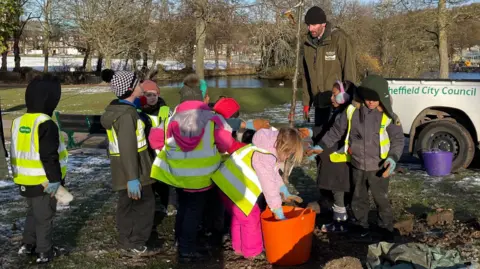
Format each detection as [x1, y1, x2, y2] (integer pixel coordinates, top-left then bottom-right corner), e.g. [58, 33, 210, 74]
[152, 181, 170, 208]
[202, 187, 225, 234]
[314, 106, 332, 128]
[333, 191, 345, 207]
[351, 168, 393, 231]
[23, 194, 57, 253]
[116, 185, 155, 249]
[175, 189, 208, 254]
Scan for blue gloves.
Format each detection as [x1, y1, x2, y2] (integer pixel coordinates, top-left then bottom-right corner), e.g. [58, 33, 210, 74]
[306, 145, 323, 161]
[383, 157, 396, 177]
[279, 185, 292, 197]
[272, 208, 286, 220]
[280, 185, 303, 203]
[44, 182, 61, 196]
[245, 119, 255, 130]
[127, 179, 142, 199]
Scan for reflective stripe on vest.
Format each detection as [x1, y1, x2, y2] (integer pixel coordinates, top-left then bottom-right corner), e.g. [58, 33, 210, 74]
[106, 119, 147, 156]
[11, 113, 68, 186]
[330, 104, 391, 163]
[212, 145, 271, 216]
[150, 121, 221, 189]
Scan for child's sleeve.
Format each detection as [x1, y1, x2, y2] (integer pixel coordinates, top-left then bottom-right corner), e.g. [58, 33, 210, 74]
[38, 120, 62, 182]
[319, 111, 348, 149]
[115, 114, 139, 181]
[148, 127, 166, 150]
[252, 152, 282, 210]
[212, 116, 234, 154]
[386, 119, 405, 162]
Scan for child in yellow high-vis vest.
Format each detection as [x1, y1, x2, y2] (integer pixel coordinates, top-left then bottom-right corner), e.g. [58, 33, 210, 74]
[213, 127, 304, 260]
[12, 75, 67, 264]
[100, 69, 158, 257]
[307, 75, 404, 241]
[300, 80, 356, 233]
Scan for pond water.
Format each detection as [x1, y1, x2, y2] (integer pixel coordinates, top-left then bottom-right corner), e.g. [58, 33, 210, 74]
[157, 72, 480, 89]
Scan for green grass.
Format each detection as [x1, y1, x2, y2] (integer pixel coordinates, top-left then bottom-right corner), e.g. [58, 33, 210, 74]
[1, 86, 299, 120]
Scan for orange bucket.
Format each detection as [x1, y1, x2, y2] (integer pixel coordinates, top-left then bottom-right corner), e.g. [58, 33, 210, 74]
[260, 206, 316, 266]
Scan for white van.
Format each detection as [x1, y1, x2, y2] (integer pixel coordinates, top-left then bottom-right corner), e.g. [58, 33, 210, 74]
[388, 79, 480, 171]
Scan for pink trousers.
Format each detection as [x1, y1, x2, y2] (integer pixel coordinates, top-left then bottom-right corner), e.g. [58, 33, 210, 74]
[220, 192, 263, 258]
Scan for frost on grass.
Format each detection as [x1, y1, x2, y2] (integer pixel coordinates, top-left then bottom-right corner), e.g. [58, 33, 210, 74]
[0, 150, 112, 269]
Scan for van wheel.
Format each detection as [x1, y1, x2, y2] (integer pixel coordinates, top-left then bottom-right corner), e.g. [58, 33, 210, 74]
[417, 120, 474, 172]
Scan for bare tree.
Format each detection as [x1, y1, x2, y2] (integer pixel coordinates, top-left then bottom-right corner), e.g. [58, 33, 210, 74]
[34, 0, 62, 72]
[70, 0, 147, 69]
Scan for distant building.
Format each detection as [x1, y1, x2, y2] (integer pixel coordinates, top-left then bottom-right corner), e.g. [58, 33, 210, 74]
[6, 21, 83, 56]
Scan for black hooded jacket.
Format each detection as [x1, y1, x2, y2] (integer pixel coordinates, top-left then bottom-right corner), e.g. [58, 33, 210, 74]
[20, 77, 63, 197]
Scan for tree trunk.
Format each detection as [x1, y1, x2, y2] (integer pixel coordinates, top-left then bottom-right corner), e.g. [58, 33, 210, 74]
[1, 40, 7, 71]
[96, 54, 103, 72]
[214, 42, 219, 71]
[43, 38, 49, 73]
[226, 44, 232, 69]
[195, 1, 207, 80]
[185, 45, 194, 71]
[85, 53, 92, 72]
[14, 35, 21, 71]
[132, 57, 137, 71]
[82, 44, 91, 71]
[142, 52, 148, 69]
[284, 0, 305, 187]
[105, 55, 112, 69]
[437, 0, 449, 79]
[148, 40, 160, 78]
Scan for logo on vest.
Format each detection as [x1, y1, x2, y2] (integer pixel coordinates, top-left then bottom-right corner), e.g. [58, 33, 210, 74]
[19, 126, 31, 134]
[20, 186, 26, 192]
[325, 51, 336, 61]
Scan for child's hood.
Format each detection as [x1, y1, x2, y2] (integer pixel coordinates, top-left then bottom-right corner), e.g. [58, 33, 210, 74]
[25, 79, 61, 117]
[100, 100, 138, 130]
[168, 100, 215, 152]
[252, 128, 278, 157]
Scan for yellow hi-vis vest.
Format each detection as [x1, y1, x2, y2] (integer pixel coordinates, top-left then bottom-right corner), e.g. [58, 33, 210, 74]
[146, 106, 170, 128]
[150, 121, 221, 189]
[211, 144, 272, 216]
[106, 119, 147, 156]
[330, 104, 392, 163]
[11, 113, 68, 186]
[147, 106, 170, 155]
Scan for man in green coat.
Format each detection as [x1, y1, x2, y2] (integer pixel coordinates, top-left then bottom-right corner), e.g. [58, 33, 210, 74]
[302, 6, 356, 130]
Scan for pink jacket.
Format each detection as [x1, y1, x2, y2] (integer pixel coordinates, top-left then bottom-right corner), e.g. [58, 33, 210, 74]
[149, 100, 237, 191]
[251, 129, 284, 210]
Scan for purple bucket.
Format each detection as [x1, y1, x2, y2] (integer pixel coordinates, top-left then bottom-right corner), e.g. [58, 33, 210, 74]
[421, 149, 453, 176]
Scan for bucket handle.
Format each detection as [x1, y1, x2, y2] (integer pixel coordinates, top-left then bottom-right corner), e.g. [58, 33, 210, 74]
[299, 208, 312, 221]
[419, 147, 448, 154]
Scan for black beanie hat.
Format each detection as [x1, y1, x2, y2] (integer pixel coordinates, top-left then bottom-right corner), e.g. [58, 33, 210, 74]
[305, 6, 327, 25]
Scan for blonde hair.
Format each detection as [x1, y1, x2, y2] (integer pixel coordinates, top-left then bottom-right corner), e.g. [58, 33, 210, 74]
[275, 127, 304, 165]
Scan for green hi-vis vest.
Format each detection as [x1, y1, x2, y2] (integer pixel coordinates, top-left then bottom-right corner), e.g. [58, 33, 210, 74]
[11, 113, 68, 186]
[330, 104, 392, 163]
[150, 121, 221, 189]
[211, 144, 272, 216]
[106, 119, 147, 156]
